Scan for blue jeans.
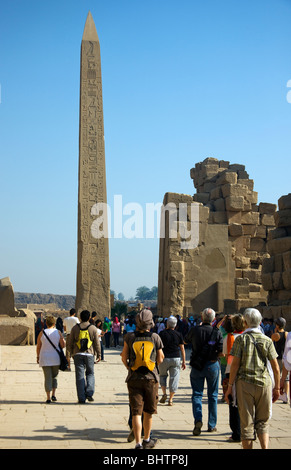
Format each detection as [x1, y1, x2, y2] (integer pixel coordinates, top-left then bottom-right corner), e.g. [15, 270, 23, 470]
[159, 357, 181, 392]
[190, 360, 220, 430]
[73, 354, 95, 402]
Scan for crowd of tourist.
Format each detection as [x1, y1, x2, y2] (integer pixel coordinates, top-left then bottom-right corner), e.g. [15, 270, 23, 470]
[35, 305, 291, 450]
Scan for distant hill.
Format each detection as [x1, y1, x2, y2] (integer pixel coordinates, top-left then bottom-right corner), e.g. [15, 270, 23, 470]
[15, 292, 76, 311]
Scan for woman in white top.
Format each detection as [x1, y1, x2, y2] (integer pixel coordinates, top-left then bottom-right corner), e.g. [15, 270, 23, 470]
[36, 314, 66, 403]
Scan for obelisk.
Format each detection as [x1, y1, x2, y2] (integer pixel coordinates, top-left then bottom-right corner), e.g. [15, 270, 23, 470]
[75, 12, 110, 317]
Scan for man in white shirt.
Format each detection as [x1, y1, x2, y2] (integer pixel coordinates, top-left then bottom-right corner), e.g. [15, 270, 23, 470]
[63, 308, 79, 370]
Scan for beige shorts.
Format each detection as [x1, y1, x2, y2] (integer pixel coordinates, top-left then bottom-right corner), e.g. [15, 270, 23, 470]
[236, 379, 272, 440]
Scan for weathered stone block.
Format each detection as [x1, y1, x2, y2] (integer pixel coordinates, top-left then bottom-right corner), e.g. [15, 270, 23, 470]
[229, 163, 245, 172]
[239, 179, 254, 191]
[212, 211, 227, 224]
[243, 269, 262, 283]
[221, 183, 248, 198]
[193, 192, 210, 204]
[238, 170, 249, 179]
[281, 305, 291, 329]
[267, 227, 287, 240]
[262, 255, 274, 273]
[235, 256, 250, 268]
[274, 253, 283, 272]
[203, 182, 216, 193]
[259, 202, 277, 214]
[255, 225, 267, 239]
[236, 285, 250, 297]
[275, 209, 291, 228]
[283, 251, 291, 271]
[282, 270, 291, 290]
[216, 171, 237, 186]
[214, 198, 225, 212]
[249, 283, 262, 292]
[243, 201, 252, 211]
[241, 212, 260, 225]
[266, 237, 291, 256]
[227, 211, 242, 224]
[236, 277, 249, 286]
[225, 196, 245, 211]
[277, 289, 291, 301]
[278, 193, 291, 211]
[0, 277, 17, 316]
[262, 272, 273, 291]
[243, 224, 257, 236]
[229, 223, 243, 237]
[249, 237, 266, 253]
[272, 272, 284, 290]
[210, 186, 222, 200]
[245, 191, 258, 205]
[261, 213, 275, 226]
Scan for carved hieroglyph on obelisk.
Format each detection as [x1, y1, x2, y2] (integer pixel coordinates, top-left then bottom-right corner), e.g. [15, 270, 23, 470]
[75, 12, 110, 316]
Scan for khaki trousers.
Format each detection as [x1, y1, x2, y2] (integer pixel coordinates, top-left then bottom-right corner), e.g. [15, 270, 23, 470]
[236, 379, 272, 441]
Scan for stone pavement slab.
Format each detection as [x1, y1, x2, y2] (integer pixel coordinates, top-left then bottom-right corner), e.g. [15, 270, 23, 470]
[0, 345, 291, 450]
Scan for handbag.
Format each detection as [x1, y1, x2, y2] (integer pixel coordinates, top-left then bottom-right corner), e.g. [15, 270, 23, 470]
[43, 330, 69, 371]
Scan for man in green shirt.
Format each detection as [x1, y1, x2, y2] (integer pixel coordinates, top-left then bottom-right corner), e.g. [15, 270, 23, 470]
[225, 308, 280, 449]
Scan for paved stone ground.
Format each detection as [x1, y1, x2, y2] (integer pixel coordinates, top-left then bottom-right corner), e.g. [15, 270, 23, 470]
[0, 344, 290, 450]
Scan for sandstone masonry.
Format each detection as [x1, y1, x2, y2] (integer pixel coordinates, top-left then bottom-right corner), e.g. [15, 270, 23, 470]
[158, 157, 277, 318]
[260, 193, 291, 328]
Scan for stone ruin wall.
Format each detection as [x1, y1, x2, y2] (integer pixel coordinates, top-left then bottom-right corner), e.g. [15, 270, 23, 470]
[191, 157, 276, 312]
[158, 158, 291, 329]
[260, 193, 291, 327]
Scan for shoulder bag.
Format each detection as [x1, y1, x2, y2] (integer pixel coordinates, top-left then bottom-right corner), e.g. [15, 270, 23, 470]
[43, 330, 69, 371]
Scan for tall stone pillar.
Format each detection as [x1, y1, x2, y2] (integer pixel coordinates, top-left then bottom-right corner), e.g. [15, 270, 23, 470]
[75, 12, 110, 317]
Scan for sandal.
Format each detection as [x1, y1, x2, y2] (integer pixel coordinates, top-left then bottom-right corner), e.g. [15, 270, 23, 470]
[168, 399, 173, 406]
[159, 394, 167, 403]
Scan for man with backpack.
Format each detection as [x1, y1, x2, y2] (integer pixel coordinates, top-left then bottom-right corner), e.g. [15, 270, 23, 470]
[67, 310, 101, 403]
[121, 309, 164, 449]
[184, 307, 223, 436]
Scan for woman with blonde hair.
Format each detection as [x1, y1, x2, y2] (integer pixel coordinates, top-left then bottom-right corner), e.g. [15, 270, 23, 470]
[36, 314, 66, 403]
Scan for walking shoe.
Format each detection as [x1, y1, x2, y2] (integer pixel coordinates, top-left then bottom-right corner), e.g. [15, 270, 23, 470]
[193, 421, 203, 436]
[226, 436, 241, 442]
[87, 396, 94, 402]
[159, 394, 167, 403]
[142, 438, 158, 449]
[134, 444, 143, 450]
[207, 427, 217, 432]
[51, 395, 57, 402]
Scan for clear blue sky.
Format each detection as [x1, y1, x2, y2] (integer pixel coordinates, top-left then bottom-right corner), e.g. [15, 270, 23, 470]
[0, 0, 291, 301]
